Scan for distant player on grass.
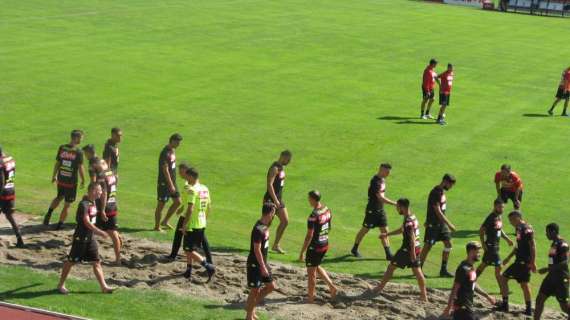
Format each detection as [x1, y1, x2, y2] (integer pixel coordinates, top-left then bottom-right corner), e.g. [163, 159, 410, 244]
[298, 190, 337, 303]
[154, 133, 182, 231]
[0, 145, 24, 248]
[245, 202, 277, 320]
[351, 163, 397, 260]
[57, 182, 114, 295]
[494, 164, 523, 210]
[419, 173, 457, 278]
[420, 58, 440, 119]
[264, 150, 292, 254]
[534, 223, 569, 320]
[94, 159, 122, 265]
[370, 198, 427, 302]
[180, 167, 215, 281]
[436, 64, 454, 125]
[103, 127, 122, 178]
[44, 130, 85, 230]
[547, 67, 570, 116]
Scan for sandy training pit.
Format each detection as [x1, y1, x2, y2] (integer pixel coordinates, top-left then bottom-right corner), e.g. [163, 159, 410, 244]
[0, 214, 567, 320]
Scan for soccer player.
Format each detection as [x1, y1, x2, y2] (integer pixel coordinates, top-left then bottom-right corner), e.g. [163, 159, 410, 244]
[154, 133, 182, 231]
[351, 163, 397, 259]
[534, 223, 569, 320]
[420, 58, 440, 119]
[0, 146, 24, 248]
[264, 150, 292, 254]
[476, 199, 513, 291]
[494, 164, 524, 210]
[548, 67, 570, 116]
[94, 159, 122, 265]
[103, 127, 121, 177]
[180, 167, 215, 281]
[245, 202, 277, 320]
[82, 144, 98, 182]
[436, 64, 454, 125]
[298, 190, 337, 303]
[44, 130, 85, 230]
[419, 173, 457, 278]
[370, 198, 427, 302]
[497, 210, 536, 316]
[442, 242, 496, 320]
[57, 182, 114, 295]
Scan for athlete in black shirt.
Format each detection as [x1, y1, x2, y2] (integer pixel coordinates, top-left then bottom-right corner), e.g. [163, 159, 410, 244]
[351, 163, 397, 259]
[57, 183, 113, 295]
[245, 202, 277, 320]
[0, 146, 24, 247]
[94, 159, 122, 265]
[298, 190, 337, 303]
[476, 199, 513, 293]
[103, 127, 121, 176]
[263, 150, 292, 254]
[419, 173, 457, 277]
[498, 210, 536, 316]
[154, 133, 182, 231]
[534, 223, 569, 320]
[44, 130, 86, 230]
[443, 242, 496, 320]
[371, 198, 427, 302]
[82, 144, 98, 182]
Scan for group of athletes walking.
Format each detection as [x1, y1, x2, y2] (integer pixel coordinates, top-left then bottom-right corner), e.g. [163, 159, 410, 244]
[0, 129, 568, 320]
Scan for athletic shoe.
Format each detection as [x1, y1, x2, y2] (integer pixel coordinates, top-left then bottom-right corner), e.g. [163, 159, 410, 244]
[440, 269, 453, 278]
[205, 264, 216, 283]
[524, 308, 532, 316]
[43, 213, 51, 226]
[562, 113, 570, 117]
[183, 267, 192, 279]
[421, 115, 427, 120]
[16, 238, 25, 248]
[495, 303, 509, 313]
[437, 120, 447, 126]
[55, 222, 64, 230]
[351, 248, 362, 258]
[425, 114, 434, 119]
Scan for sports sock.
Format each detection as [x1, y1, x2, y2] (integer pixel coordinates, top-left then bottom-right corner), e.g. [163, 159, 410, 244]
[47, 208, 54, 215]
[525, 301, 531, 312]
[441, 260, 448, 271]
[384, 246, 392, 259]
[352, 243, 359, 252]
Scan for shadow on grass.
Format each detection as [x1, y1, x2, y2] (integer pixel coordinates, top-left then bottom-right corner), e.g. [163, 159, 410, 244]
[396, 120, 437, 125]
[354, 271, 417, 280]
[522, 113, 550, 117]
[452, 229, 479, 238]
[325, 254, 385, 264]
[377, 116, 417, 121]
[0, 283, 92, 299]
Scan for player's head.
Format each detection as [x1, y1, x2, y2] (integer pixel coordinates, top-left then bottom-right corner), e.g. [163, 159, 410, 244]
[447, 63, 453, 71]
[429, 58, 438, 67]
[396, 198, 410, 215]
[0, 145, 3, 156]
[500, 164, 511, 177]
[169, 133, 183, 148]
[185, 167, 199, 183]
[82, 144, 95, 159]
[466, 241, 482, 261]
[70, 129, 84, 144]
[494, 198, 505, 214]
[508, 210, 523, 226]
[261, 202, 277, 225]
[441, 173, 456, 190]
[546, 223, 559, 241]
[98, 158, 109, 171]
[307, 190, 321, 207]
[87, 182, 103, 199]
[111, 127, 123, 143]
[379, 163, 392, 177]
[279, 150, 292, 165]
[178, 162, 190, 179]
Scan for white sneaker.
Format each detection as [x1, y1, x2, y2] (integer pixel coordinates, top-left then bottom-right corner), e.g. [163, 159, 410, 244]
[425, 114, 434, 119]
[421, 115, 427, 119]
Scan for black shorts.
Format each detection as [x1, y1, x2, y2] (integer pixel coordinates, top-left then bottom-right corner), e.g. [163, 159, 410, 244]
[68, 237, 99, 263]
[391, 247, 421, 269]
[539, 273, 569, 304]
[157, 183, 180, 202]
[263, 194, 285, 209]
[439, 93, 451, 106]
[453, 308, 478, 320]
[0, 199, 15, 215]
[482, 246, 501, 266]
[247, 261, 273, 289]
[503, 261, 531, 283]
[183, 228, 205, 252]
[57, 185, 77, 203]
[362, 209, 387, 228]
[422, 88, 435, 100]
[556, 87, 570, 100]
[95, 215, 118, 231]
[306, 247, 327, 267]
[424, 224, 451, 245]
[499, 189, 522, 208]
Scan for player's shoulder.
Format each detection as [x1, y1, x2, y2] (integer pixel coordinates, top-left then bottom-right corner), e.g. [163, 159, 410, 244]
[254, 222, 268, 233]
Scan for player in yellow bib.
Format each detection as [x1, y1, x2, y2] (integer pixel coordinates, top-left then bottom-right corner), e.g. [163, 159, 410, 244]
[179, 167, 215, 281]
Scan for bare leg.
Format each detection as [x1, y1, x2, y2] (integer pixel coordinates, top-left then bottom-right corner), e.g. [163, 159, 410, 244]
[549, 98, 561, 113]
[272, 208, 289, 252]
[442, 240, 452, 268]
[4, 212, 23, 243]
[412, 267, 428, 302]
[495, 266, 506, 295]
[92, 262, 113, 293]
[521, 282, 532, 304]
[374, 263, 396, 293]
[563, 98, 569, 115]
[379, 226, 390, 248]
[245, 288, 260, 320]
[534, 293, 547, 320]
[317, 266, 337, 299]
[499, 275, 509, 302]
[426, 98, 435, 115]
[59, 202, 72, 223]
[419, 243, 432, 267]
[49, 197, 63, 212]
[257, 281, 275, 302]
[57, 261, 74, 294]
[307, 267, 317, 303]
[161, 197, 181, 228]
[476, 262, 488, 277]
[354, 227, 369, 245]
[420, 98, 428, 116]
[154, 201, 166, 231]
[108, 230, 121, 264]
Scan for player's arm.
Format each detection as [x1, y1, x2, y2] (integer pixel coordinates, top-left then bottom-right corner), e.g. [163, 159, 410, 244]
[513, 178, 522, 206]
[181, 202, 194, 233]
[501, 230, 513, 246]
[479, 225, 486, 251]
[443, 282, 460, 316]
[381, 226, 403, 238]
[82, 205, 107, 238]
[254, 241, 269, 277]
[51, 161, 60, 183]
[99, 185, 108, 221]
[162, 162, 176, 192]
[474, 284, 496, 305]
[434, 202, 455, 231]
[378, 189, 396, 206]
[407, 228, 418, 262]
[530, 237, 537, 272]
[78, 164, 85, 188]
[502, 247, 516, 265]
[266, 166, 280, 206]
[494, 174, 501, 195]
[299, 224, 314, 261]
[104, 148, 112, 171]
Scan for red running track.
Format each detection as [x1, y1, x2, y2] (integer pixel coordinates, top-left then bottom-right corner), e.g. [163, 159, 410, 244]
[0, 302, 88, 320]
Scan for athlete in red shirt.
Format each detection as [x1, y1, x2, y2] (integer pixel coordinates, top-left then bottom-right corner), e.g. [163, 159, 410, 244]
[494, 164, 524, 210]
[436, 64, 454, 125]
[420, 59, 440, 119]
[547, 67, 570, 116]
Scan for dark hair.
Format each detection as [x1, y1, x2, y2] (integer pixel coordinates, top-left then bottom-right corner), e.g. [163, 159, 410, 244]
[0, 145, 3, 155]
[448, 63, 453, 69]
[82, 144, 95, 154]
[71, 129, 84, 139]
[111, 127, 122, 135]
[443, 173, 456, 184]
[380, 163, 392, 170]
[87, 182, 100, 192]
[169, 133, 183, 143]
[508, 210, 522, 219]
[494, 198, 504, 206]
[501, 164, 511, 172]
[280, 150, 292, 158]
[186, 167, 199, 179]
[308, 190, 321, 201]
[397, 198, 410, 208]
[429, 58, 438, 65]
[179, 162, 190, 171]
[466, 241, 481, 252]
[546, 223, 559, 235]
[262, 202, 276, 215]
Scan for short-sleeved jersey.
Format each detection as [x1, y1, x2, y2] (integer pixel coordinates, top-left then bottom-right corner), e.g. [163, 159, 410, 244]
[56, 144, 84, 187]
[494, 171, 523, 192]
[367, 175, 386, 211]
[0, 155, 16, 200]
[158, 146, 176, 184]
[548, 238, 569, 277]
[426, 185, 447, 225]
[101, 169, 118, 215]
[186, 183, 210, 230]
[515, 223, 534, 262]
[74, 196, 97, 239]
[264, 162, 285, 199]
[422, 66, 437, 90]
[454, 260, 477, 312]
[307, 205, 332, 252]
[482, 212, 503, 247]
[558, 70, 567, 88]
[103, 139, 119, 174]
[248, 220, 270, 266]
[438, 70, 454, 94]
[402, 215, 421, 250]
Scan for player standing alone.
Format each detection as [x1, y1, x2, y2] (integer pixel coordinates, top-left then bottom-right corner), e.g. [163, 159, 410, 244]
[351, 163, 396, 259]
[494, 164, 524, 210]
[0, 146, 24, 248]
[420, 58, 440, 119]
[547, 67, 570, 116]
[436, 64, 454, 125]
[154, 133, 182, 231]
[264, 150, 292, 254]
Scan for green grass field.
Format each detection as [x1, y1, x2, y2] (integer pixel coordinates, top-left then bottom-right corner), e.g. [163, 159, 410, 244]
[1, 0, 569, 318]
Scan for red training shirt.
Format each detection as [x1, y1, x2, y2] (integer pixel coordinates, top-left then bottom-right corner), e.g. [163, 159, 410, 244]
[422, 66, 437, 91]
[438, 70, 454, 94]
[494, 171, 523, 192]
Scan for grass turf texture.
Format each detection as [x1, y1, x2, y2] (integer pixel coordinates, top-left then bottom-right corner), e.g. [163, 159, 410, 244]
[1, 0, 569, 315]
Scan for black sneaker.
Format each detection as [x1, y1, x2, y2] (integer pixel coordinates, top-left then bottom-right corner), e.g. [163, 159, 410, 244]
[55, 222, 64, 230]
[183, 268, 192, 279]
[524, 308, 532, 316]
[439, 269, 453, 278]
[16, 239, 25, 248]
[43, 213, 52, 226]
[495, 302, 509, 313]
[205, 264, 216, 283]
[350, 248, 362, 258]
